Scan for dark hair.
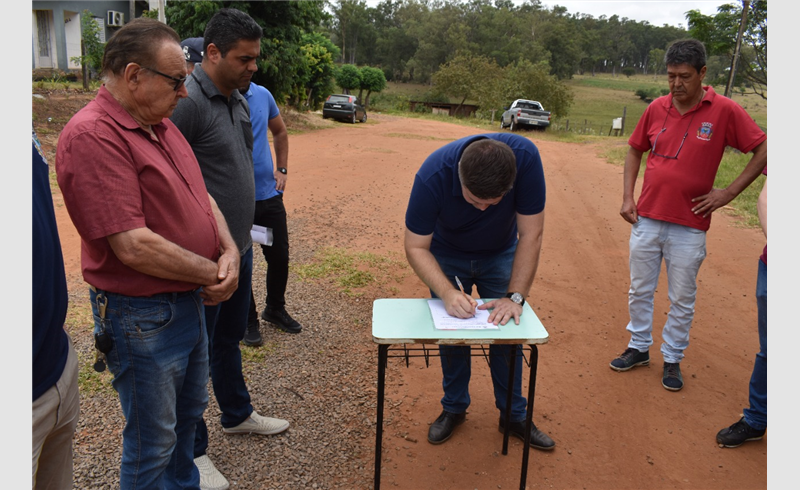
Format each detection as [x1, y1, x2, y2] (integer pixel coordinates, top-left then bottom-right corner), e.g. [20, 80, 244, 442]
[458, 139, 517, 199]
[102, 18, 180, 78]
[665, 39, 707, 73]
[203, 8, 263, 58]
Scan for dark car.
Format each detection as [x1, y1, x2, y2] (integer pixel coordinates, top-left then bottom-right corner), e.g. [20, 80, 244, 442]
[322, 94, 367, 124]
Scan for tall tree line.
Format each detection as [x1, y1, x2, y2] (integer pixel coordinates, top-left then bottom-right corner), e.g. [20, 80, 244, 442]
[164, 1, 764, 109]
[324, 0, 687, 83]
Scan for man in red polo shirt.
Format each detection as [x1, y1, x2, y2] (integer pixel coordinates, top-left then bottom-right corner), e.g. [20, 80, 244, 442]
[56, 19, 239, 488]
[609, 39, 766, 392]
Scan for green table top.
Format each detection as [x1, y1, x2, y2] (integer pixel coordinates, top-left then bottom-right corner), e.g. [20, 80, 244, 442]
[372, 298, 549, 345]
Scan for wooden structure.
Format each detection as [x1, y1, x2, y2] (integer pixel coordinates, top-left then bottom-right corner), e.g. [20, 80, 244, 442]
[409, 100, 479, 118]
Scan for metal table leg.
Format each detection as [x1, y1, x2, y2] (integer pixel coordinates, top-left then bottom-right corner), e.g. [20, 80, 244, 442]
[374, 344, 389, 490]
[519, 345, 538, 490]
[502, 345, 517, 455]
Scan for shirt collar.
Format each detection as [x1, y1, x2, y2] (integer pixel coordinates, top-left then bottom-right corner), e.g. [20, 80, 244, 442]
[189, 63, 245, 104]
[662, 85, 715, 112]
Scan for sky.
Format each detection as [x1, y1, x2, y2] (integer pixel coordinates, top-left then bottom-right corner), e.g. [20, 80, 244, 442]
[536, 0, 732, 28]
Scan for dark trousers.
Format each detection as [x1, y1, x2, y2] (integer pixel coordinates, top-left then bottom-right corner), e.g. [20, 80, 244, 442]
[249, 194, 290, 323]
[195, 248, 254, 457]
[743, 259, 767, 430]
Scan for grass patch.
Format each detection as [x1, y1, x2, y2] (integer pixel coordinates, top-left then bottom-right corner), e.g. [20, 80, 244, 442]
[292, 247, 409, 296]
[713, 150, 766, 227]
[76, 351, 116, 396]
[600, 143, 631, 166]
[385, 132, 454, 141]
[241, 341, 279, 364]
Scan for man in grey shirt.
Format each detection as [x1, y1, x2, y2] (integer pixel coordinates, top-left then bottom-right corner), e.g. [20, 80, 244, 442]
[170, 9, 289, 490]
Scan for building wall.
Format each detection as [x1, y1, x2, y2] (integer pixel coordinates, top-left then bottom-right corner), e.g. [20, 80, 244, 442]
[32, 1, 147, 71]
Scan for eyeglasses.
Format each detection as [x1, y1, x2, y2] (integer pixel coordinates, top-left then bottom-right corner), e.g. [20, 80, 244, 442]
[650, 103, 697, 160]
[143, 66, 187, 91]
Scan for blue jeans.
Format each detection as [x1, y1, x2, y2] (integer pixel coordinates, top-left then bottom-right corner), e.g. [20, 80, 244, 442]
[195, 248, 254, 457]
[432, 245, 528, 422]
[626, 217, 707, 363]
[743, 260, 767, 430]
[90, 288, 208, 490]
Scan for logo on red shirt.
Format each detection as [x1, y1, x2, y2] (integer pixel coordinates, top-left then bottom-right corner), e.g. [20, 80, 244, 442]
[697, 122, 713, 141]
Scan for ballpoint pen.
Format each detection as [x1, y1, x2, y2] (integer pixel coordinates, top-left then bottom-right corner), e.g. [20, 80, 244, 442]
[455, 276, 476, 317]
[455, 276, 466, 295]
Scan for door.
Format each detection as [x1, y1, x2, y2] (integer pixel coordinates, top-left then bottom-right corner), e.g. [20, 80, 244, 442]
[35, 10, 54, 69]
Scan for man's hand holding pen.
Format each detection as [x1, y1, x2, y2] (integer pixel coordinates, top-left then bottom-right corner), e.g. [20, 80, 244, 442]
[443, 276, 478, 319]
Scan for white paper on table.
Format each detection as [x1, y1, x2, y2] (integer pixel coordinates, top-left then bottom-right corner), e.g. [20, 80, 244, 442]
[250, 225, 273, 246]
[427, 299, 498, 330]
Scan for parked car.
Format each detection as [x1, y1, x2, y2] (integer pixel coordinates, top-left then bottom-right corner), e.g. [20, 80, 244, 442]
[500, 99, 551, 131]
[322, 94, 368, 124]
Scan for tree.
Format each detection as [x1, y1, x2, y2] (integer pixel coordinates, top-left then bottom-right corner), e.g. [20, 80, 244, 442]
[293, 32, 339, 109]
[648, 48, 666, 78]
[500, 59, 574, 119]
[166, 0, 328, 103]
[335, 64, 362, 94]
[687, 0, 767, 99]
[432, 53, 498, 116]
[537, 9, 582, 79]
[358, 66, 387, 107]
[69, 10, 104, 86]
[330, 0, 371, 64]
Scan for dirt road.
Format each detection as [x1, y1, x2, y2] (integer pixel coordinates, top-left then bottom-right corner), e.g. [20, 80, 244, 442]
[54, 111, 766, 489]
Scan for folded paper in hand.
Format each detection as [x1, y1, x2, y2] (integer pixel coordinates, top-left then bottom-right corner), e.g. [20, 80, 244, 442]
[251, 225, 273, 246]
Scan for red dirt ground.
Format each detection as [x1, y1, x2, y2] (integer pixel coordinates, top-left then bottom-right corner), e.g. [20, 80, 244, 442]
[52, 111, 766, 489]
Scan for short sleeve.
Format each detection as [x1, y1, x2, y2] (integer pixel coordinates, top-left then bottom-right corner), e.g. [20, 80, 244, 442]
[405, 175, 441, 236]
[56, 130, 146, 240]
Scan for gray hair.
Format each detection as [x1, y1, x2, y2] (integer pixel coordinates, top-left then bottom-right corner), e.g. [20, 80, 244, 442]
[665, 39, 707, 73]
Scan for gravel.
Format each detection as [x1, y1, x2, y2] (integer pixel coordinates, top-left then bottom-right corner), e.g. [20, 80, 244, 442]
[70, 219, 388, 490]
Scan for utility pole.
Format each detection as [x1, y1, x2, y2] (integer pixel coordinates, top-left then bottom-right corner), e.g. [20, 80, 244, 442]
[724, 0, 750, 98]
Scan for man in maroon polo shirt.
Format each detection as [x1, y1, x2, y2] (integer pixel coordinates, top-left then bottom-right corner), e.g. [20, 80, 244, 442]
[56, 18, 239, 488]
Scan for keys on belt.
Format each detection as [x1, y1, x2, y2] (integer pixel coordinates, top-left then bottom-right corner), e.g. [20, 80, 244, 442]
[93, 290, 111, 373]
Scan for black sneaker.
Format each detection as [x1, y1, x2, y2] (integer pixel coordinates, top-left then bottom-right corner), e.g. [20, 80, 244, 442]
[261, 307, 302, 334]
[242, 321, 263, 347]
[661, 362, 684, 391]
[609, 348, 650, 372]
[716, 417, 766, 448]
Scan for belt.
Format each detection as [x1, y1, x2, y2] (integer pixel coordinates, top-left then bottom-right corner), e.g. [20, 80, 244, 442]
[89, 285, 198, 300]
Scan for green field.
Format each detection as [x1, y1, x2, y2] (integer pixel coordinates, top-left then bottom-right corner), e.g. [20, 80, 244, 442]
[373, 74, 767, 134]
[372, 74, 766, 228]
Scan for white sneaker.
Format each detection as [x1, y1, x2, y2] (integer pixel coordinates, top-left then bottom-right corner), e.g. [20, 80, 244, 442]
[194, 454, 229, 490]
[222, 410, 290, 435]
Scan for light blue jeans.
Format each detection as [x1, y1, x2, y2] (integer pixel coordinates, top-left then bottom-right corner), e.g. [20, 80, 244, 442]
[432, 244, 528, 422]
[91, 288, 208, 490]
[626, 217, 706, 363]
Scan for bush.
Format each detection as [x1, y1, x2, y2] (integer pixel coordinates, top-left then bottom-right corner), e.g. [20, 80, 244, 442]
[635, 87, 663, 102]
[622, 67, 636, 78]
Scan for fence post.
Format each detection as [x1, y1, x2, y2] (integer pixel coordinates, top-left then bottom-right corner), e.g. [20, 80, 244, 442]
[621, 106, 627, 135]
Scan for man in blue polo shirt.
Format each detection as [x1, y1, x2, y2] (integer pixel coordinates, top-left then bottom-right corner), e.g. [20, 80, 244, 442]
[404, 133, 554, 450]
[241, 81, 302, 344]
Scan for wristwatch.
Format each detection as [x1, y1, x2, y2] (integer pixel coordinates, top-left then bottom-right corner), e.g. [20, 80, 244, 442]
[277, 167, 287, 174]
[506, 292, 525, 307]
